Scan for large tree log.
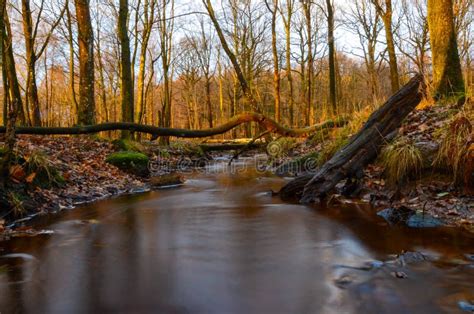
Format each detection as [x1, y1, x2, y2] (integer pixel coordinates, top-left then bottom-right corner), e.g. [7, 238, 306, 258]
[280, 74, 426, 203]
[0, 112, 347, 138]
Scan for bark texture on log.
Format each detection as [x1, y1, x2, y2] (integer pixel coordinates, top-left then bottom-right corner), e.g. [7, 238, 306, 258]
[0, 112, 346, 139]
[280, 74, 426, 203]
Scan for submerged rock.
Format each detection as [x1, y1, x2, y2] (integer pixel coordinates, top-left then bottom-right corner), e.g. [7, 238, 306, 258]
[377, 206, 444, 228]
[406, 213, 444, 228]
[377, 206, 415, 225]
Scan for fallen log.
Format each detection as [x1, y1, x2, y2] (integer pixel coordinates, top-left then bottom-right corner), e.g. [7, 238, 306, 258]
[280, 74, 426, 203]
[0, 112, 347, 139]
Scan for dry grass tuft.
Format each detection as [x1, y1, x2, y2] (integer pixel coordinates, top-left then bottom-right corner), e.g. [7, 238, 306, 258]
[381, 137, 423, 186]
[434, 111, 473, 190]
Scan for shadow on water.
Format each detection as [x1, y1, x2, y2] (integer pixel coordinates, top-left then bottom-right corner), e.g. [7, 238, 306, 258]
[1, 158, 473, 313]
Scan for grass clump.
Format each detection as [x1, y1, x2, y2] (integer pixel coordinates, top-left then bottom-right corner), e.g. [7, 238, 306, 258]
[7, 191, 25, 217]
[25, 151, 65, 188]
[434, 113, 473, 189]
[106, 151, 150, 177]
[381, 137, 423, 186]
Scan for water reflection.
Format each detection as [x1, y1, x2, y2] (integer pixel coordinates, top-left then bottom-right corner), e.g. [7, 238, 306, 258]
[0, 160, 473, 313]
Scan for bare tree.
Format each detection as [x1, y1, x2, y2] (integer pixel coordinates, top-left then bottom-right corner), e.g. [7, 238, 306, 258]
[397, 0, 429, 75]
[20, 0, 65, 126]
[265, 0, 281, 122]
[74, 0, 96, 125]
[370, 0, 400, 92]
[346, 0, 385, 103]
[278, 0, 295, 125]
[118, 0, 134, 138]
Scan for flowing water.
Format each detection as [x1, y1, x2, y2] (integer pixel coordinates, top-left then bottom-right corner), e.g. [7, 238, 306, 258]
[1, 158, 474, 313]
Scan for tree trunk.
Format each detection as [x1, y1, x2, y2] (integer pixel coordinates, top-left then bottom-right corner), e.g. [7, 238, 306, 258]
[118, 0, 134, 138]
[74, 0, 96, 125]
[382, 0, 399, 93]
[427, 0, 465, 98]
[326, 0, 337, 114]
[302, 0, 314, 125]
[280, 74, 425, 203]
[65, 1, 79, 116]
[21, 0, 41, 126]
[266, 0, 281, 122]
[1, 2, 19, 187]
[205, 75, 213, 128]
[3, 13, 25, 125]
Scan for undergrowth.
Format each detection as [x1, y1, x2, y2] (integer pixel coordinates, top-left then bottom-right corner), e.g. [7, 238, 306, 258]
[434, 109, 473, 190]
[381, 137, 423, 186]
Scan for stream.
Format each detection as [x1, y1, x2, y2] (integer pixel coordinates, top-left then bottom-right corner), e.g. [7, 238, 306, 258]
[1, 158, 474, 313]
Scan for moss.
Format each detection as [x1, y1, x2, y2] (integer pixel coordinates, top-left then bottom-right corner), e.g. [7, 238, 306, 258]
[106, 151, 150, 177]
[112, 139, 147, 153]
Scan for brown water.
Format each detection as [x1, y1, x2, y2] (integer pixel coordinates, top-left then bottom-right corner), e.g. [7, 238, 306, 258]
[1, 159, 474, 314]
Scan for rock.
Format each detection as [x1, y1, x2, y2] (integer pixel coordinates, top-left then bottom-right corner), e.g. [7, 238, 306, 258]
[378, 206, 444, 228]
[414, 141, 439, 167]
[377, 206, 415, 225]
[105, 151, 150, 177]
[406, 213, 444, 228]
[150, 173, 185, 188]
[458, 301, 474, 312]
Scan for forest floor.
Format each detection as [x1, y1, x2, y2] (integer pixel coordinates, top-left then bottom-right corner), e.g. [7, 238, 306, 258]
[273, 103, 473, 231]
[0, 104, 473, 237]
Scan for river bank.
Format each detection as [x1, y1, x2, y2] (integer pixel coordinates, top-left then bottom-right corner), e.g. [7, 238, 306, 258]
[1, 102, 473, 236]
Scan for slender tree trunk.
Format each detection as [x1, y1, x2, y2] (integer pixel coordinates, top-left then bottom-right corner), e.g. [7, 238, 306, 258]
[65, 1, 79, 116]
[3, 13, 25, 125]
[326, 0, 337, 114]
[283, 1, 295, 126]
[302, 0, 314, 125]
[205, 74, 213, 128]
[266, 0, 281, 122]
[74, 0, 96, 125]
[118, 0, 134, 138]
[378, 0, 399, 92]
[427, 0, 465, 98]
[21, 0, 41, 126]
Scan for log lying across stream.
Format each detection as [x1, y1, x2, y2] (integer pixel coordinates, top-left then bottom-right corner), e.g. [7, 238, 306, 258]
[280, 74, 426, 203]
[0, 112, 346, 138]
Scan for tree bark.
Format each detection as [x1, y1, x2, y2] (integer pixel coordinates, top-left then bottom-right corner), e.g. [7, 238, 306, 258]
[118, 0, 134, 138]
[326, 0, 337, 114]
[1, 1, 19, 186]
[265, 0, 281, 122]
[372, 0, 400, 93]
[3, 12, 26, 125]
[280, 74, 425, 203]
[21, 0, 41, 126]
[427, 0, 465, 98]
[74, 0, 96, 125]
[302, 0, 314, 125]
